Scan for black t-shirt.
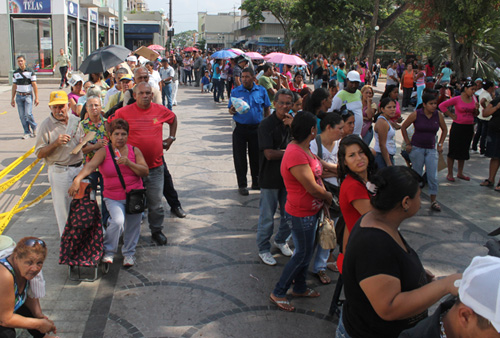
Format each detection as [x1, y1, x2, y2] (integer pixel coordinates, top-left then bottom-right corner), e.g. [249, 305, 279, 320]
[342, 217, 429, 338]
[488, 96, 500, 132]
[257, 112, 290, 189]
[399, 299, 454, 338]
[313, 66, 324, 81]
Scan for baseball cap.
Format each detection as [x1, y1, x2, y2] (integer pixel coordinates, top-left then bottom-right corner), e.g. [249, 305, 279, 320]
[127, 55, 138, 63]
[456, 255, 500, 332]
[48, 90, 69, 106]
[120, 74, 133, 81]
[346, 70, 361, 82]
[475, 78, 483, 83]
[67, 74, 83, 87]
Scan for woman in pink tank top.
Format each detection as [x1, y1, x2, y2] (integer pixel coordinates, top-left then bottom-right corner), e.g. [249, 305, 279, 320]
[69, 119, 149, 267]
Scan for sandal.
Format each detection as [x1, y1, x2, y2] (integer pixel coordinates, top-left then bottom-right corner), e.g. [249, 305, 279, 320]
[446, 175, 455, 182]
[431, 201, 442, 212]
[292, 288, 320, 298]
[327, 261, 339, 272]
[495, 185, 500, 192]
[480, 179, 493, 187]
[457, 174, 470, 181]
[316, 270, 331, 284]
[269, 295, 295, 312]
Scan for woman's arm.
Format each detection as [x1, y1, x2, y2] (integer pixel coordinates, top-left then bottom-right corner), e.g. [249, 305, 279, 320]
[115, 147, 149, 177]
[341, 199, 372, 253]
[437, 112, 448, 154]
[289, 164, 333, 204]
[319, 159, 337, 177]
[376, 119, 392, 166]
[68, 148, 106, 197]
[69, 98, 77, 113]
[359, 272, 461, 321]
[401, 112, 417, 153]
[483, 101, 500, 118]
[365, 101, 375, 120]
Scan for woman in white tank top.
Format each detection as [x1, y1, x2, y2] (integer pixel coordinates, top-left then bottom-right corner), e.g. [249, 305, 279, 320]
[374, 98, 397, 168]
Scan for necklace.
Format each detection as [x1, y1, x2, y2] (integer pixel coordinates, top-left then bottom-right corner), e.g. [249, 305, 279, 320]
[439, 310, 449, 338]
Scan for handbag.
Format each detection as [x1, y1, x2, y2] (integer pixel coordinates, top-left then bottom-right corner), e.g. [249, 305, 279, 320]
[317, 207, 337, 250]
[109, 144, 146, 214]
[315, 135, 341, 218]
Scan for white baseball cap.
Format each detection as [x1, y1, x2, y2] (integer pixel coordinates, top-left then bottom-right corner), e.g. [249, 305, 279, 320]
[456, 255, 500, 332]
[346, 70, 361, 82]
[127, 55, 138, 63]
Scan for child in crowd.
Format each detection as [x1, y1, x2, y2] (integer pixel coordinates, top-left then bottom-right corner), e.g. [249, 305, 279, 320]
[201, 70, 212, 93]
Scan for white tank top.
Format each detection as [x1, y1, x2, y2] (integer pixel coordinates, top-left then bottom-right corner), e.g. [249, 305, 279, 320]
[374, 115, 396, 155]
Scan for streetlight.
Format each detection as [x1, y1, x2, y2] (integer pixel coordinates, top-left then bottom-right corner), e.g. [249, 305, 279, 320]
[277, 37, 281, 52]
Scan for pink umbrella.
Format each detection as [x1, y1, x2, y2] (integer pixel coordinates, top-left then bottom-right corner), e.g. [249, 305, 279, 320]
[264, 52, 286, 60]
[245, 52, 264, 60]
[148, 44, 165, 51]
[266, 53, 307, 66]
[228, 48, 244, 55]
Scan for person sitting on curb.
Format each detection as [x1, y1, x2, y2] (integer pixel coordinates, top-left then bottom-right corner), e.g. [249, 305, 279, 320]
[201, 70, 212, 93]
[400, 255, 500, 338]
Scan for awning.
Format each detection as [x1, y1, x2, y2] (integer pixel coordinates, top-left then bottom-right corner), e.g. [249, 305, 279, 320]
[232, 39, 247, 46]
[244, 40, 258, 47]
[257, 42, 285, 47]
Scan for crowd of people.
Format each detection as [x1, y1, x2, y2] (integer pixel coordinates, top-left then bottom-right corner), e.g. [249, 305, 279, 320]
[6, 45, 500, 338]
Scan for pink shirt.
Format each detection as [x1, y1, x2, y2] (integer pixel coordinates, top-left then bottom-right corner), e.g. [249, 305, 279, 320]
[439, 95, 476, 125]
[99, 144, 144, 200]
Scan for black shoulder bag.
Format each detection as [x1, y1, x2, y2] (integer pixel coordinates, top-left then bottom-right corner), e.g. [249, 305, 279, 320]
[108, 144, 146, 214]
[315, 135, 341, 218]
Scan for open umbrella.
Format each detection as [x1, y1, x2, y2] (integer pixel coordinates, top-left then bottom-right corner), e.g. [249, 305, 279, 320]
[148, 44, 165, 51]
[266, 53, 307, 66]
[228, 48, 244, 55]
[245, 52, 264, 60]
[264, 52, 286, 60]
[183, 47, 199, 52]
[211, 49, 237, 60]
[79, 44, 131, 74]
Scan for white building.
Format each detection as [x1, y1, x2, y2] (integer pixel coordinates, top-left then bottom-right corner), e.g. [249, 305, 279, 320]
[198, 11, 240, 49]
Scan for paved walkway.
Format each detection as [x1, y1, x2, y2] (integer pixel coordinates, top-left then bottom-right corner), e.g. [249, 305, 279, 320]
[0, 82, 497, 338]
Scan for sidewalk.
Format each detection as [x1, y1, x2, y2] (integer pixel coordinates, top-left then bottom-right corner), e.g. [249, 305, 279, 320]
[0, 82, 497, 338]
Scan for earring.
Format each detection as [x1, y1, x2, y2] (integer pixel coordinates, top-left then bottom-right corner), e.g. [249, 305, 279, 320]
[404, 207, 409, 212]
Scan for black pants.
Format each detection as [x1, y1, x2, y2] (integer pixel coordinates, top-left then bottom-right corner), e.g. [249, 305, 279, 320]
[226, 79, 234, 99]
[0, 304, 45, 338]
[232, 123, 259, 188]
[472, 118, 489, 154]
[402, 87, 412, 108]
[59, 66, 69, 87]
[194, 69, 201, 86]
[162, 158, 181, 209]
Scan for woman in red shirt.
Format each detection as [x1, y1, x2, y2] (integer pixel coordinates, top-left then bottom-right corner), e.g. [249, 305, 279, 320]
[337, 134, 377, 272]
[288, 72, 307, 93]
[270, 111, 333, 312]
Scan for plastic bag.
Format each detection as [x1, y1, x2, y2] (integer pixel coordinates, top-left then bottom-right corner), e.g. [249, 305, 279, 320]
[230, 97, 250, 114]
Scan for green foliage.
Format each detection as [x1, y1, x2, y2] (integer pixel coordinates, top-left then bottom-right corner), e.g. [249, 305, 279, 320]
[195, 38, 207, 52]
[173, 30, 197, 48]
[379, 10, 426, 56]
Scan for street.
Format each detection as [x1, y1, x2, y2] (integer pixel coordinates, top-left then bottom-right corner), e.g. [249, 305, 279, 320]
[0, 82, 498, 338]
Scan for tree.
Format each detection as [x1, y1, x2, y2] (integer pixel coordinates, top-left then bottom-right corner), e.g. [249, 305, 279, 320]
[239, 0, 298, 48]
[379, 10, 427, 57]
[195, 38, 207, 52]
[416, 0, 500, 78]
[173, 30, 197, 48]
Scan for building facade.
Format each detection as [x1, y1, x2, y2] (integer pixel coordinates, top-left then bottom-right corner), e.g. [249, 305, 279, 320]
[233, 11, 284, 51]
[0, 0, 120, 77]
[198, 12, 240, 49]
[124, 11, 168, 52]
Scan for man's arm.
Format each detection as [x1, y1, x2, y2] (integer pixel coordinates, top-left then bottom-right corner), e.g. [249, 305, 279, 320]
[32, 81, 39, 106]
[263, 106, 271, 118]
[162, 115, 178, 150]
[36, 134, 70, 159]
[11, 84, 17, 107]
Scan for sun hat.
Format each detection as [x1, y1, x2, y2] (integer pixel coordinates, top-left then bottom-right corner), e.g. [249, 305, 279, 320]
[67, 74, 83, 87]
[48, 91, 69, 106]
[456, 255, 500, 332]
[126, 55, 138, 63]
[346, 70, 361, 82]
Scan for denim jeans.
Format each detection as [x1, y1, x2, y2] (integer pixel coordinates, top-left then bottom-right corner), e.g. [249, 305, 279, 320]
[162, 82, 173, 110]
[16, 94, 37, 135]
[375, 152, 394, 169]
[143, 165, 164, 234]
[314, 79, 323, 90]
[103, 198, 142, 257]
[47, 164, 83, 236]
[213, 78, 225, 102]
[362, 127, 373, 147]
[373, 73, 379, 86]
[203, 83, 213, 92]
[256, 188, 291, 254]
[335, 308, 352, 338]
[409, 146, 438, 195]
[272, 211, 318, 298]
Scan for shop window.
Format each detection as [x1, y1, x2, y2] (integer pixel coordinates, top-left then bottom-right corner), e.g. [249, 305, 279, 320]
[12, 17, 53, 72]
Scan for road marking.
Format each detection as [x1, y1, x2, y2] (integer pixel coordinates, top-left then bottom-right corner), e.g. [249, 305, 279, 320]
[0, 111, 7, 115]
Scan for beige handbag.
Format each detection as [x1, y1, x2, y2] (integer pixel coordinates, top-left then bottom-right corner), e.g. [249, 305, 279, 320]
[318, 206, 337, 250]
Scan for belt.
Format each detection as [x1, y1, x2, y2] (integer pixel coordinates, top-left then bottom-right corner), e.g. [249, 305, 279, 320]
[163, 81, 171, 84]
[16, 92, 31, 96]
[54, 161, 82, 167]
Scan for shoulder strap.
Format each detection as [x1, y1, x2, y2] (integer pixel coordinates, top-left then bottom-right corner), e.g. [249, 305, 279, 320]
[17, 70, 32, 84]
[315, 134, 323, 159]
[108, 144, 126, 191]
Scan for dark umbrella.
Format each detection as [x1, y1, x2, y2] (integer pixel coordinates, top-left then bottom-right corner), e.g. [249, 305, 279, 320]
[79, 44, 131, 74]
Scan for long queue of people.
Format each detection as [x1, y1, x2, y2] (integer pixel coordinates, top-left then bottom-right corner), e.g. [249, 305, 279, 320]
[215, 52, 500, 337]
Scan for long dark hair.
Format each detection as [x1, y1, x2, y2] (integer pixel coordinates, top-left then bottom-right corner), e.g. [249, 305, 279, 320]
[291, 111, 317, 143]
[319, 112, 342, 133]
[304, 88, 330, 115]
[381, 85, 398, 101]
[337, 134, 376, 185]
[370, 166, 421, 211]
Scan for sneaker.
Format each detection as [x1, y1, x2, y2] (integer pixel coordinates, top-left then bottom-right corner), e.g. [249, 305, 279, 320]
[259, 252, 277, 266]
[123, 256, 135, 267]
[59, 86, 63, 89]
[29, 132, 36, 138]
[102, 255, 114, 264]
[274, 241, 293, 257]
[22, 134, 30, 140]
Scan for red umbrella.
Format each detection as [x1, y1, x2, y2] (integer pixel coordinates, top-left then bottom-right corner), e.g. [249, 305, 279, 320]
[183, 47, 199, 52]
[148, 44, 165, 51]
[266, 53, 307, 66]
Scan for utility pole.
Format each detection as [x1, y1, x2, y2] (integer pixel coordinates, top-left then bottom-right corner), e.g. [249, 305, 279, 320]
[169, 0, 173, 51]
[118, 0, 124, 46]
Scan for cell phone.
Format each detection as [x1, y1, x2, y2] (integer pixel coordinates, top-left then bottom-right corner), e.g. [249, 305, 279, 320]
[114, 148, 121, 159]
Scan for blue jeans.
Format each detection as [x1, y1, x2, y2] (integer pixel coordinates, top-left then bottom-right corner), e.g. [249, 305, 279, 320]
[335, 308, 352, 338]
[143, 165, 164, 234]
[16, 94, 37, 135]
[203, 83, 213, 92]
[213, 78, 224, 102]
[362, 127, 373, 146]
[375, 152, 394, 169]
[272, 211, 318, 298]
[103, 198, 142, 257]
[409, 146, 438, 195]
[314, 79, 323, 90]
[416, 85, 425, 107]
[162, 82, 173, 110]
[256, 188, 291, 254]
[373, 73, 379, 86]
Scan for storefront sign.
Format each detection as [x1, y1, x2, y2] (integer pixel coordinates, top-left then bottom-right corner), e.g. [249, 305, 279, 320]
[89, 9, 98, 23]
[80, 6, 88, 21]
[67, 1, 78, 18]
[109, 18, 115, 29]
[9, 0, 51, 14]
[98, 14, 108, 27]
[40, 37, 52, 50]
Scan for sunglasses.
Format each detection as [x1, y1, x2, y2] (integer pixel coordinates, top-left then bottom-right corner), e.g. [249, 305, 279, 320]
[24, 239, 46, 248]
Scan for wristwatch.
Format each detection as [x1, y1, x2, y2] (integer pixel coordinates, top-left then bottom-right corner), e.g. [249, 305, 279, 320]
[168, 136, 176, 141]
[438, 143, 443, 147]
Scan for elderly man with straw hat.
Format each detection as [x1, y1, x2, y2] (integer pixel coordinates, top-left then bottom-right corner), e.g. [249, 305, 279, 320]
[35, 91, 85, 236]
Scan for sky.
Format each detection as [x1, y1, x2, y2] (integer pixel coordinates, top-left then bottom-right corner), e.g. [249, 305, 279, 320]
[147, 0, 242, 33]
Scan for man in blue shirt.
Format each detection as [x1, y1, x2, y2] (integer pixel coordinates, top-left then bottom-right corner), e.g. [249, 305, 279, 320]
[228, 68, 271, 196]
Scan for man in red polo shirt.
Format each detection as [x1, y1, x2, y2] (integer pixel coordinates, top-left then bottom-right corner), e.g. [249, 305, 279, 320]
[110, 82, 177, 245]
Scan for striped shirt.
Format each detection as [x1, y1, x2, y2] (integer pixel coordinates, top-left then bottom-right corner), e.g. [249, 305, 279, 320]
[13, 67, 36, 93]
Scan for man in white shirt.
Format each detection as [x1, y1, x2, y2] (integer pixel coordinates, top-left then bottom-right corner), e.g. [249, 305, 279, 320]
[103, 68, 128, 107]
[386, 61, 399, 88]
[328, 71, 363, 135]
[159, 58, 175, 110]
